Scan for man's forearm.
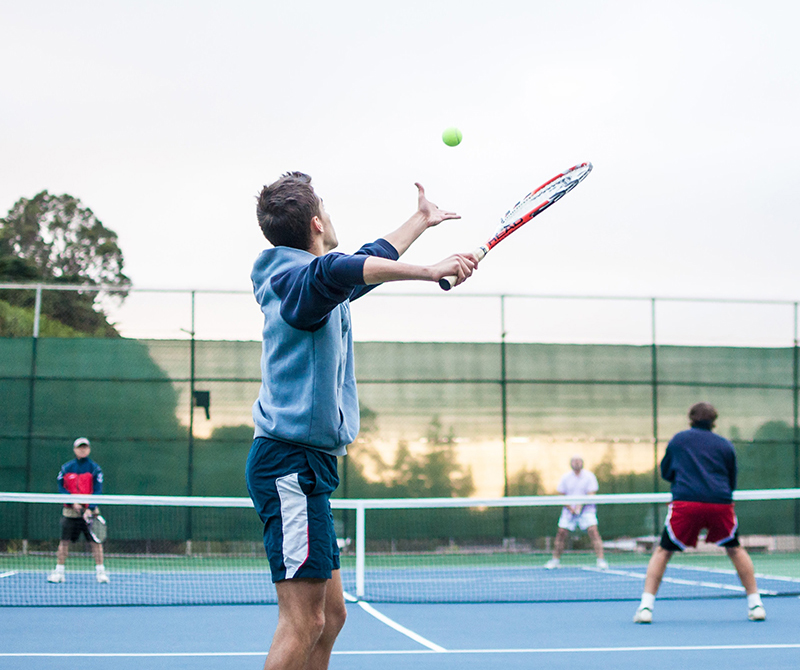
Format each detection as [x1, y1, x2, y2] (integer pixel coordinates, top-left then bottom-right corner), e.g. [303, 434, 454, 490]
[381, 212, 428, 257]
[362, 256, 433, 285]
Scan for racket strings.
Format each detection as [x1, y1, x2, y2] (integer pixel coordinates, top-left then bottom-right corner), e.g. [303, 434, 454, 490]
[499, 163, 592, 231]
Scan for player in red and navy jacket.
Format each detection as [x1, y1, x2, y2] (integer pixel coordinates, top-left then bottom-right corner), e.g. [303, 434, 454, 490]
[633, 403, 765, 624]
[58, 443, 104, 498]
[47, 437, 109, 583]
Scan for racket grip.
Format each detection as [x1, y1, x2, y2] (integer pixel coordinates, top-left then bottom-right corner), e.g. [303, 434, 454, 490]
[438, 247, 487, 291]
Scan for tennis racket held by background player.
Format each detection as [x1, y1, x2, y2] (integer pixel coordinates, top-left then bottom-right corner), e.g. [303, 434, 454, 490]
[88, 514, 107, 543]
[439, 162, 593, 290]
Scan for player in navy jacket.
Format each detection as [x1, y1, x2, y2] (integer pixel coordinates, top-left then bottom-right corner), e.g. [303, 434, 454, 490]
[246, 172, 478, 670]
[633, 403, 765, 623]
[47, 437, 108, 583]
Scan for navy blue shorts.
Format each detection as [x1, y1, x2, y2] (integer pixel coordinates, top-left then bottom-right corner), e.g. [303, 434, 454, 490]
[245, 437, 340, 582]
[60, 516, 94, 543]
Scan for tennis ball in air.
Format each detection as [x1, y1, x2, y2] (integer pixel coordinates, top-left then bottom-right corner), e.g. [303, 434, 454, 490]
[442, 127, 462, 147]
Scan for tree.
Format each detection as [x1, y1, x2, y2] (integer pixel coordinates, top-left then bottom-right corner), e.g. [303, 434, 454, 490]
[593, 444, 656, 494]
[340, 409, 475, 499]
[507, 467, 544, 496]
[0, 191, 130, 336]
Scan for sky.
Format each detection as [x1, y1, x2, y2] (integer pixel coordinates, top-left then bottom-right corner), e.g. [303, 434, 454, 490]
[1, 1, 799, 339]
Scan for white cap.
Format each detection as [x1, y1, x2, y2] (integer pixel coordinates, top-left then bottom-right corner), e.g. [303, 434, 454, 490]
[73, 437, 91, 448]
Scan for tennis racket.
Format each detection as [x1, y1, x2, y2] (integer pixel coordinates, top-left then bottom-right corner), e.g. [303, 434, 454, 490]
[88, 514, 107, 544]
[439, 162, 593, 290]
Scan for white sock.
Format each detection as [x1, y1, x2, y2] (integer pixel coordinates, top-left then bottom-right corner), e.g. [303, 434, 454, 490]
[747, 593, 763, 608]
[640, 593, 655, 610]
[54, 564, 65, 574]
[96, 564, 106, 573]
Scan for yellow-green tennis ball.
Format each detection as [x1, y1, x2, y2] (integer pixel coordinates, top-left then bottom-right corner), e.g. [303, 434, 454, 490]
[442, 127, 462, 147]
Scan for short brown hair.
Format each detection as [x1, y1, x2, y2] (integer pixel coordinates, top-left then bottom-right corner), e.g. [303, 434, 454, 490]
[256, 172, 321, 250]
[689, 402, 718, 429]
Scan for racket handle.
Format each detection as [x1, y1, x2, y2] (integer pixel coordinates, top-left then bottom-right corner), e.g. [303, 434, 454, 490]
[438, 246, 487, 291]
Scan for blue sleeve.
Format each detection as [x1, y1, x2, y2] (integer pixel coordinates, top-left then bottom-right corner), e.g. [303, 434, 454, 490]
[271, 239, 399, 331]
[660, 443, 675, 483]
[349, 239, 400, 301]
[57, 464, 68, 494]
[728, 445, 737, 491]
[91, 463, 103, 508]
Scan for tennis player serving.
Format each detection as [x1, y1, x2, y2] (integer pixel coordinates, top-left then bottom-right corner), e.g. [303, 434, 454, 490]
[245, 172, 478, 670]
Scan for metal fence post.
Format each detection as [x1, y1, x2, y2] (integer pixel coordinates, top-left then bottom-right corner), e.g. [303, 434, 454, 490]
[651, 298, 660, 536]
[23, 285, 43, 542]
[500, 295, 510, 538]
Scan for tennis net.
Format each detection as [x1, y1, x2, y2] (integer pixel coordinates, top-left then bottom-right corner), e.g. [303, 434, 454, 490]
[1, 490, 799, 606]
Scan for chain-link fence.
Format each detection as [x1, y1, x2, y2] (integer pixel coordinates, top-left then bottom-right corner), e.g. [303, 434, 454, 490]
[1, 284, 798, 536]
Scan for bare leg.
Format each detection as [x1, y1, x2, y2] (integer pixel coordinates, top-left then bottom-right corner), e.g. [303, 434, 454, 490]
[552, 528, 569, 560]
[91, 541, 104, 566]
[587, 526, 605, 561]
[305, 571, 347, 670]
[726, 546, 757, 594]
[56, 540, 69, 565]
[263, 574, 345, 670]
[643, 546, 673, 596]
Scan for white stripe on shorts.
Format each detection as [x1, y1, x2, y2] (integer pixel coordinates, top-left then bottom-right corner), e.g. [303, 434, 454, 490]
[275, 473, 309, 579]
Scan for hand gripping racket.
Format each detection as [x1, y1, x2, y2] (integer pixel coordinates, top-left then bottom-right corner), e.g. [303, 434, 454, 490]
[439, 162, 593, 290]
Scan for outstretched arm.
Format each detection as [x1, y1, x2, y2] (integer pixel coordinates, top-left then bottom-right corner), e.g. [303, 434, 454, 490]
[382, 183, 461, 257]
[362, 252, 478, 288]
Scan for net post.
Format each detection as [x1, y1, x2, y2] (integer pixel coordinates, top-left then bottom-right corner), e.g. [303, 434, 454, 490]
[355, 503, 366, 598]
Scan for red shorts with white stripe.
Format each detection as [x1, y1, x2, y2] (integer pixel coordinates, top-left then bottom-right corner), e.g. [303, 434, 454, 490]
[661, 500, 739, 551]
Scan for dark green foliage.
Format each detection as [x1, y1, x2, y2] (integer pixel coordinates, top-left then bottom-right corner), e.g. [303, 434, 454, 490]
[507, 468, 544, 496]
[339, 412, 474, 499]
[0, 191, 130, 336]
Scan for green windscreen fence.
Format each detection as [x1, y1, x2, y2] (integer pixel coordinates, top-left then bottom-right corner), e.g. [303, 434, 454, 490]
[0, 338, 798, 512]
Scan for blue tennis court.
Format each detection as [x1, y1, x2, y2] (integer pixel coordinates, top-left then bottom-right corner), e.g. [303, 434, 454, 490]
[2, 597, 799, 670]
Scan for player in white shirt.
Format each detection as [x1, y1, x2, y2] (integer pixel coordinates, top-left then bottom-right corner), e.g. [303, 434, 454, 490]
[545, 455, 608, 570]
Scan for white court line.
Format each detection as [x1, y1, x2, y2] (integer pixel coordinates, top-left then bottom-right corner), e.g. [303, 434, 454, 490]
[682, 564, 800, 585]
[584, 565, 779, 596]
[583, 566, 778, 596]
[356, 601, 447, 652]
[598, 567, 744, 592]
[344, 590, 446, 652]
[0, 571, 17, 579]
[3, 644, 800, 657]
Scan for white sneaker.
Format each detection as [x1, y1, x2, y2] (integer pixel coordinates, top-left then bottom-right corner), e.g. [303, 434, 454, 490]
[96, 572, 110, 584]
[748, 605, 766, 621]
[47, 571, 65, 583]
[633, 607, 653, 624]
[596, 559, 609, 570]
[545, 558, 560, 569]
